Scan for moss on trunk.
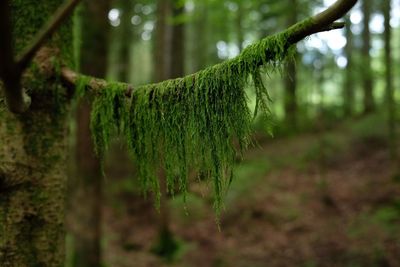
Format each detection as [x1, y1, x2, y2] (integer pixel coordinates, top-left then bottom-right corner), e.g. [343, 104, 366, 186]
[0, 0, 73, 266]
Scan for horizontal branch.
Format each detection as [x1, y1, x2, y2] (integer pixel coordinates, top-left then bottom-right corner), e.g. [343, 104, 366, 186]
[61, 0, 358, 94]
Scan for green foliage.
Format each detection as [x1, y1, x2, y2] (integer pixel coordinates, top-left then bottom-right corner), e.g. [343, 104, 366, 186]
[75, 31, 295, 211]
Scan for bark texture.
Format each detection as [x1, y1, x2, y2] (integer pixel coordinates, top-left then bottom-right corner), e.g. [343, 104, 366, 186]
[0, 1, 72, 266]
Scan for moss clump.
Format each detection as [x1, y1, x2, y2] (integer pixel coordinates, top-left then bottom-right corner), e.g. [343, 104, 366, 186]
[76, 32, 294, 212]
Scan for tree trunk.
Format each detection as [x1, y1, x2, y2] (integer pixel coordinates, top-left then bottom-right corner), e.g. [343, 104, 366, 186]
[154, 0, 172, 81]
[116, 0, 134, 83]
[153, 0, 179, 260]
[0, 1, 73, 266]
[361, 0, 375, 114]
[192, 2, 209, 72]
[343, 16, 354, 116]
[68, 0, 110, 266]
[383, 0, 397, 160]
[284, 0, 298, 129]
[170, 0, 185, 79]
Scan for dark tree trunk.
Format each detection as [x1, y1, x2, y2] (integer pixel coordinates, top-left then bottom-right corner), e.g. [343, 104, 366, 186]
[116, 0, 134, 83]
[0, 0, 73, 266]
[170, 0, 185, 79]
[361, 0, 375, 114]
[153, 0, 179, 260]
[343, 16, 354, 116]
[154, 0, 172, 81]
[192, 2, 209, 72]
[68, 0, 110, 266]
[284, 0, 298, 129]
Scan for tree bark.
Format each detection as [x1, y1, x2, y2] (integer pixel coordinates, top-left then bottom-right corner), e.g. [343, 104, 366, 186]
[68, 0, 110, 266]
[0, 1, 73, 266]
[361, 0, 375, 114]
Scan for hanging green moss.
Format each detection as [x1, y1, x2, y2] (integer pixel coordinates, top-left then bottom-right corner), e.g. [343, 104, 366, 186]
[74, 31, 294, 212]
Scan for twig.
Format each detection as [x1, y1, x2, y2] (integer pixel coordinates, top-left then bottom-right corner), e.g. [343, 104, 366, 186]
[61, 0, 358, 94]
[16, 0, 82, 71]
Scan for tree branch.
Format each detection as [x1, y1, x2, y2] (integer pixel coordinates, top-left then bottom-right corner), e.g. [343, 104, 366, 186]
[16, 0, 82, 71]
[61, 0, 358, 94]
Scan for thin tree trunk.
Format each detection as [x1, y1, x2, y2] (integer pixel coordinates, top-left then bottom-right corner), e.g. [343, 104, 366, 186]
[343, 16, 354, 116]
[0, 1, 73, 266]
[170, 0, 185, 79]
[153, 0, 179, 260]
[284, 0, 298, 129]
[68, 0, 110, 266]
[155, 0, 171, 81]
[383, 0, 397, 160]
[116, 0, 133, 83]
[193, 2, 209, 72]
[361, 0, 375, 114]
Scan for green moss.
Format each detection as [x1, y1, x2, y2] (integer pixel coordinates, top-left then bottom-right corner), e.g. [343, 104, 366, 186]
[75, 31, 295, 212]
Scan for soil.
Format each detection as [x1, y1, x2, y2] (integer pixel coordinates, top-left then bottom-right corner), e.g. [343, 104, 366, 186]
[102, 129, 400, 267]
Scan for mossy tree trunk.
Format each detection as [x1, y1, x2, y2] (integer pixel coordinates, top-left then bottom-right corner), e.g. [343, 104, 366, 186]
[0, 1, 73, 266]
[361, 0, 375, 114]
[68, 0, 110, 266]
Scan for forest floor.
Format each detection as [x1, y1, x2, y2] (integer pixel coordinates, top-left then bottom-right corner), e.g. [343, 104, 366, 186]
[102, 114, 400, 267]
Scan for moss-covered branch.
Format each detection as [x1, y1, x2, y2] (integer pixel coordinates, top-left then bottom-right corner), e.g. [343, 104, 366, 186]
[60, 0, 358, 211]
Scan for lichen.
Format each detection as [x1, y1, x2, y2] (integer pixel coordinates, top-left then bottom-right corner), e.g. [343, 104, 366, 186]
[76, 31, 295, 212]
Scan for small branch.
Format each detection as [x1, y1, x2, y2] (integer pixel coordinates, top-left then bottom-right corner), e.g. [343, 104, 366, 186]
[61, 68, 134, 97]
[61, 0, 357, 95]
[16, 0, 82, 71]
[287, 0, 357, 44]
